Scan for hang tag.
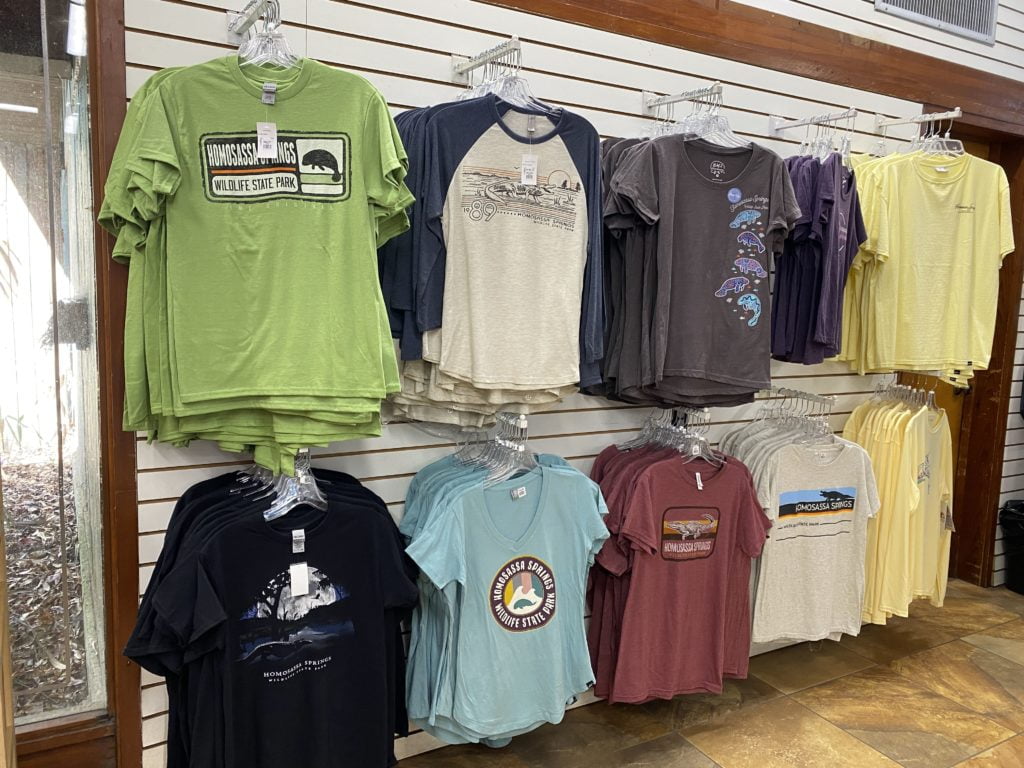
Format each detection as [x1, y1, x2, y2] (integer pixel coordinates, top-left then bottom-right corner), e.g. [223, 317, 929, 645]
[527, 114, 537, 133]
[696, 472, 704, 491]
[290, 562, 309, 596]
[261, 82, 277, 105]
[510, 486, 527, 501]
[256, 122, 278, 159]
[944, 504, 956, 532]
[690, 443, 701, 457]
[292, 529, 305, 554]
[521, 154, 538, 186]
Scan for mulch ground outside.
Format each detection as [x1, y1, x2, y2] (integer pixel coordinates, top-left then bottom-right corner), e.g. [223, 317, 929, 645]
[1, 456, 88, 719]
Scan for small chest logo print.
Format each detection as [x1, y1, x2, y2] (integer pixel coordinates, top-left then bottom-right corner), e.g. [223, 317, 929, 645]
[490, 557, 556, 632]
[662, 507, 719, 560]
[955, 204, 976, 214]
[200, 131, 350, 203]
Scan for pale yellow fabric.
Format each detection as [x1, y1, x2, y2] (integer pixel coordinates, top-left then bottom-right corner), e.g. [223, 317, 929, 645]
[870, 153, 1014, 371]
[913, 409, 954, 606]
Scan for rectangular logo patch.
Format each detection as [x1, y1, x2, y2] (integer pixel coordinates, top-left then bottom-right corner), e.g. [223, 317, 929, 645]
[661, 506, 719, 561]
[200, 131, 351, 203]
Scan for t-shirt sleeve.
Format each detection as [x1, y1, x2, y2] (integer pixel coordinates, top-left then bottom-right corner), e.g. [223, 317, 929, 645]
[738, 473, 771, 558]
[583, 479, 611, 565]
[607, 143, 659, 226]
[620, 472, 659, 557]
[124, 88, 183, 223]
[375, 517, 420, 609]
[999, 176, 1015, 260]
[862, 450, 882, 519]
[150, 555, 227, 673]
[768, 159, 801, 257]
[404, 500, 466, 589]
[362, 92, 415, 248]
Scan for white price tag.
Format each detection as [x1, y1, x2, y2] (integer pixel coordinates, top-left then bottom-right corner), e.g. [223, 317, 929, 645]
[289, 562, 309, 596]
[256, 122, 278, 159]
[292, 529, 305, 554]
[521, 154, 538, 186]
[696, 472, 703, 491]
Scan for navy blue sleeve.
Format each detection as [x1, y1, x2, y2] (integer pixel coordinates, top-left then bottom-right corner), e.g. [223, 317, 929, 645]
[416, 97, 500, 334]
[562, 114, 605, 387]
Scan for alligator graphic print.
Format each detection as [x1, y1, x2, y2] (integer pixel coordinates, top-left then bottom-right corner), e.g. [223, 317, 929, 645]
[459, 165, 580, 231]
[662, 507, 720, 561]
[200, 131, 351, 203]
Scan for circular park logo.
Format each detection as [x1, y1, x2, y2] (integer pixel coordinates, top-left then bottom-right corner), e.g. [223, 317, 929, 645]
[489, 556, 556, 632]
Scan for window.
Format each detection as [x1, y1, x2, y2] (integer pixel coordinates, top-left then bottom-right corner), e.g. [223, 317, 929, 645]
[1, 0, 106, 726]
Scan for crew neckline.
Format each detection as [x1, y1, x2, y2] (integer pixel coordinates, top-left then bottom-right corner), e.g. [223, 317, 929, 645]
[679, 138, 758, 188]
[489, 94, 565, 144]
[675, 455, 731, 489]
[478, 466, 550, 549]
[912, 152, 971, 185]
[790, 441, 851, 468]
[230, 54, 314, 102]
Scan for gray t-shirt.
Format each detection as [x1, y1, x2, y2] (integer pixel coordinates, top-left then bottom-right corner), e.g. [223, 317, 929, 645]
[752, 440, 880, 642]
[611, 138, 799, 391]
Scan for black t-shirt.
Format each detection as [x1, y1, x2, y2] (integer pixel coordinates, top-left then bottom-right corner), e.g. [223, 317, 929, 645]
[153, 498, 417, 768]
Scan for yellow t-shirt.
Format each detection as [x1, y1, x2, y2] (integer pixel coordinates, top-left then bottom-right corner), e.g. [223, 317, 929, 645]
[871, 153, 1014, 371]
[913, 409, 954, 606]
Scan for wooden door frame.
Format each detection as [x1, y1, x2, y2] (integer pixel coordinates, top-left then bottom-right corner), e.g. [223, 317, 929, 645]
[949, 122, 1024, 585]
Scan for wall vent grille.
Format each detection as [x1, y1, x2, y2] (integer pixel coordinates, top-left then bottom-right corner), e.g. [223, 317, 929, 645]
[874, 0, 998, 45]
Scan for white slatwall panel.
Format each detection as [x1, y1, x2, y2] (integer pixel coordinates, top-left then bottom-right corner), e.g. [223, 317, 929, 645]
[123, 1, 921, 763]
[731, 0, 1024, 83]
[992, 282, 1024, 586]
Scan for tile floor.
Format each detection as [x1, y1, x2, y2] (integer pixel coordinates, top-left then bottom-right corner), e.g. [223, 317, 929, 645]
[400, 580, 1024, 768]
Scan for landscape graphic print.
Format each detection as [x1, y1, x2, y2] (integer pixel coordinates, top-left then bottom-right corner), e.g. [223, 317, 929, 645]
[776, 487, 857, 541]
[459, 164, 580, 231]
[236, 565, 353, 677]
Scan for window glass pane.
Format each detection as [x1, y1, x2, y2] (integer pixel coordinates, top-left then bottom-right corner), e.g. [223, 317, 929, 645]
[0, 0, 106, 724]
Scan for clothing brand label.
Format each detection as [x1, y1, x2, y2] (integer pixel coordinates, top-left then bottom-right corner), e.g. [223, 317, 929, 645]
[710, 160, 726, 178]
[661, 506, 719, 561]
[200, 131, 351, 203]
[489, 556, 556, 632]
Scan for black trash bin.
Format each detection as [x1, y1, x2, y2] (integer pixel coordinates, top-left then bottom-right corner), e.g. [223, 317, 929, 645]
[1000, 501, 1024, 595]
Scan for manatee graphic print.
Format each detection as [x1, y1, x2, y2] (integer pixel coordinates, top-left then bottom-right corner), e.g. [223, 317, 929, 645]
[734, 257, 768, 278]
[737, 293, 761, 326]
[301, 149, 341, 182]
[729, 209, 761, 228]
[714, 276, 749, 297]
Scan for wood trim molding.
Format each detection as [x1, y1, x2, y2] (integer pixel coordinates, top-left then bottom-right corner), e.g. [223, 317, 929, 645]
[952, 140, 1024, 585]
[87, 0, 141, 759]
[478, 0, 1024, 132]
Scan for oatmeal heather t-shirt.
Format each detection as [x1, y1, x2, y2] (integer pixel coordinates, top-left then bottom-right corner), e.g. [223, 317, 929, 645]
[613, 457, 769, 702]
[753, 441, 880, 643]
[419, 94, 604, 388]
[611, 137, 799, 392]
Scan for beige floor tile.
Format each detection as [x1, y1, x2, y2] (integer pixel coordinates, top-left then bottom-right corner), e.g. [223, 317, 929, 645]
[907, 595, 1020, 638]
[680, 697, 898, 768]
[841, 616, 959, 664]
[792, 665, 1013, 768]
[505, 701, 674, 768]
[398, 743, 530, 767]
[891, 640, 1024, 731]
[747, 640, 874, 694]
[945, 581, 1024, 618]
[955, 734, 1024, 767]
[964, 620, 1024, 666]
[590, 733, 718, 768]
[640, 676, 782, 732]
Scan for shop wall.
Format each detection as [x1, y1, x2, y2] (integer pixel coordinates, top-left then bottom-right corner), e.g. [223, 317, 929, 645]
[730, 0, 1024, 84]
[120, 1, 928, 764]
[994, 283, 1024, 587]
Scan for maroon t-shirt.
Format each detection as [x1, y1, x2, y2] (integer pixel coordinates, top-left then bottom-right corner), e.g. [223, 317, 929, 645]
[611, 456, 769, 703]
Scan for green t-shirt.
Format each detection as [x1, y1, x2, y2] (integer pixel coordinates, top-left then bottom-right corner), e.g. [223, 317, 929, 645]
[127, 56, 411, 406]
